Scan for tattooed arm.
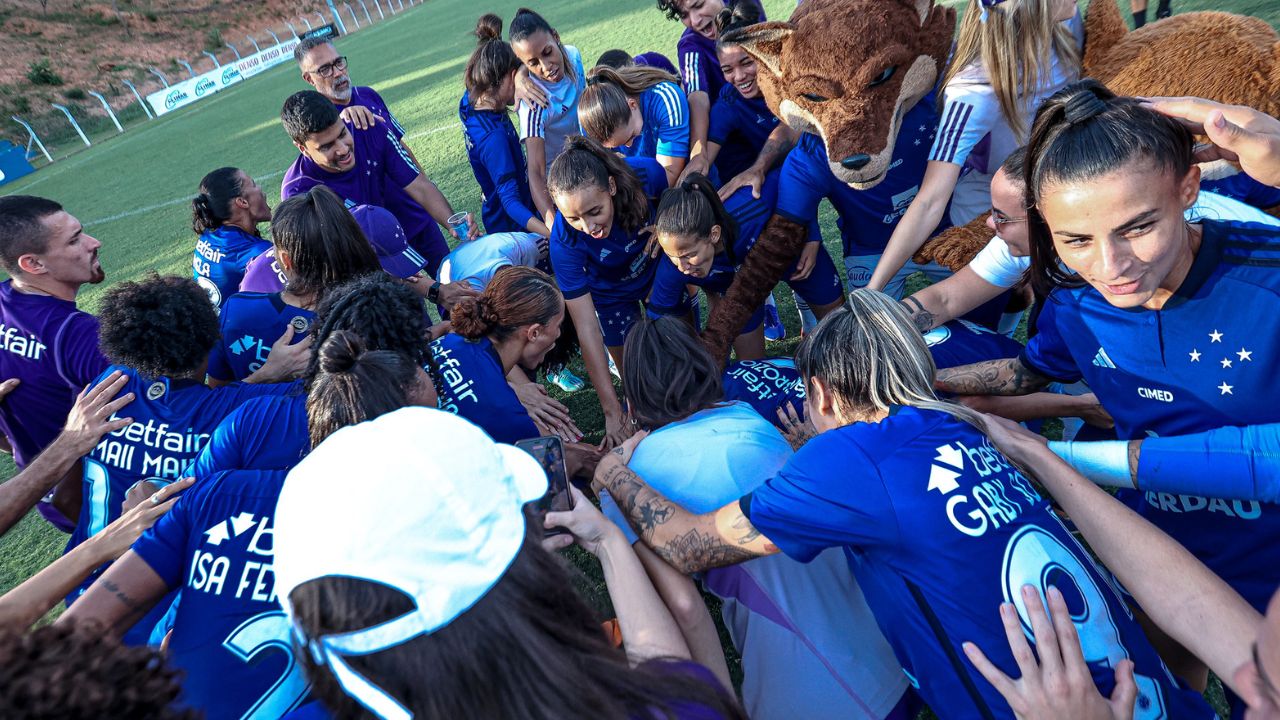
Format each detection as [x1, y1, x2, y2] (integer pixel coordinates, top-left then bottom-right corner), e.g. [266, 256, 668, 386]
[592, 453, 779, 574]
[900, 265, 1008, 332]
[935, 357, 1053, 397]
[57, 551, 171, 637]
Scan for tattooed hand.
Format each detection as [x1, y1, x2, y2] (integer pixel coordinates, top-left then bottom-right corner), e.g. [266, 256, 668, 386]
[936, 358, 1052, 397]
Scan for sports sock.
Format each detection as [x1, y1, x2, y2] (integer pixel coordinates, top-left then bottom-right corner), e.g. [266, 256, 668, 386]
[1132, 9, 1147, 27]
[1155, 0, 1171, 19]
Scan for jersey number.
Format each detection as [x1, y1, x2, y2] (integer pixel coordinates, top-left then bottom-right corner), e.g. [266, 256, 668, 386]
[1001, 524, 1168, 720]
[84, 458, 111, 538]
[223, 610, 310, 719]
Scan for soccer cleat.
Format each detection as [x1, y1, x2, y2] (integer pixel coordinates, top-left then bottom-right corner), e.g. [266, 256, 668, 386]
[547, 367, 585, 393]
[763, 302, 786, 342]
[608, 354, 621, 380]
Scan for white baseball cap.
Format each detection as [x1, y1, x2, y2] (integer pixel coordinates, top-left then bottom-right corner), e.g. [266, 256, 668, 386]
[273, 406, 548, 720]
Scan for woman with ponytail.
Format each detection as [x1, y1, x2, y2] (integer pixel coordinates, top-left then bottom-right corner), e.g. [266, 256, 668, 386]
[933, 80, 1280, 705]
[579, 65, 690, 187]
[432, 266, 565, 444]
[190, 167, 272, 309]
[867, 0, 1082, 293]
[546, 136, 669, 448]
[306, 331, 435, 447]
[650, 172, 842, 359]
[461, 14, 551, 238]
[508, 8, 587, 227]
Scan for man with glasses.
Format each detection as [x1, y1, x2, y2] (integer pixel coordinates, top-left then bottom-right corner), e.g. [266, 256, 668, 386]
[294, 37, 422, 170]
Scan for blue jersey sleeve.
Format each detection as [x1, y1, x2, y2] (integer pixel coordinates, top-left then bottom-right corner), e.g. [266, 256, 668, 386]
[477, 128, 537, 231]
[707, 97, 736, 147]
[131, 483, 198, 588]
[647, 261, 692, 316]
[1019, 295, 1084, 383]
[775, 137, 832, 228]
[548, 219, 590, 300]
[1138, 423, 1280, 503]
[740, 436, 892, 562]
[206, 306, 238, 381]
[648, 83, 691, 159]
[183, 406, 250, 480]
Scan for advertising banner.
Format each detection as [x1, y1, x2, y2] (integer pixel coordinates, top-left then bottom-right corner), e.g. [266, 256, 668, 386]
[146, 38, 300, 116]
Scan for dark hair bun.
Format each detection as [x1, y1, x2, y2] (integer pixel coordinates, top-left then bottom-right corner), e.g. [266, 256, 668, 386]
[1062, 88, 1110, 124]
[475, 13, 503, 42]
[318, 330, 366, 374]
[449, 296, 499, 339]
[716, 0, 761, 36]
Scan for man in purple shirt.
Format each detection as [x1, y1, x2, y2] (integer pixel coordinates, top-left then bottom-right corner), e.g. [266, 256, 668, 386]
[294, 37, 421, 169]
[279, 90, 478, 307]
[0, 196, 110, 530]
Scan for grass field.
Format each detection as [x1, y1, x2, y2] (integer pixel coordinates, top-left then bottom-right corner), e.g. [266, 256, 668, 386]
[1, 0, 1277, 711]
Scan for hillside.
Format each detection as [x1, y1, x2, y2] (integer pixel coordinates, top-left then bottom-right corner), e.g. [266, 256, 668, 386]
[0, 0, 333, 142]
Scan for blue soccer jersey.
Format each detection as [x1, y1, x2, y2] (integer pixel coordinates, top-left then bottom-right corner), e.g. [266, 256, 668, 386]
[649, 172, 841, 321]
[619, 82, 690, 161]
[1020, 218, 1280, 611]
[742, 406, 1210, 719]
[1200, 172, 1280, 212]
[459, 93, 537, 234]
[132, 469, 312, 719]
[722, 358, 806, 431]
[707, 84, 779, 182]
[192, 226, 272, 310]
[776, 94, 949, 259]
[184, 394, 309, 480]
[925, 319, 1024, 370]
[430, 333, 539, 444]
[206, 293, 316, 382]
[548, 157, 668, 305]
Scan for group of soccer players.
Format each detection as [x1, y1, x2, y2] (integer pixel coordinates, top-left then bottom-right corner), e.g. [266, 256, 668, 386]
[1, 0, 1280, 717]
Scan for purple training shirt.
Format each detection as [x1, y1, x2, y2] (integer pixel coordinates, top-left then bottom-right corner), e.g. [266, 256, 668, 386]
[239, 248, 287, 294]
[0, 280, 107, 468]
[343, 86, 406, 139]
[280, 123, 449, 268]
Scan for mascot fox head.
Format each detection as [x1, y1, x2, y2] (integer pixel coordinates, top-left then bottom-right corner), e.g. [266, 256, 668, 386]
[726, 0, 954, 188]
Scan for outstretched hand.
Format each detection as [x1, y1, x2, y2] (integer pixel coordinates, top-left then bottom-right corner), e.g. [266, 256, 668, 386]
[97, 478, 193, 561]
[249, 326, 312, 384]
[63, 371, 136, 457]
[718, 166, 766, 201]
[963, 585, 1137, 720]
[1143, 97, 1280, 188]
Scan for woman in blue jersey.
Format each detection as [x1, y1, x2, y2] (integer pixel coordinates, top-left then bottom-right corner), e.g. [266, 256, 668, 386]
[190, 167, 273, 310]
[461, 14, 551, 238]
[206, 186, 380, 385]
[546, 136, 668, 448]
[933, 80, 1280, 705]
[579, 65, 691, 187]
[508, 8, 587, 228]
[594, 288, 1213, 719]
[867, 0, 1082, 292]
[650, 173, 842, 360]
[433, 266, 563, 444]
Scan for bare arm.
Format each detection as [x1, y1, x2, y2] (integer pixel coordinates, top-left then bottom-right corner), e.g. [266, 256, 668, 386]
[0, 478, 189, 629]
[955, 392, 1112, 427]
[867, 160, 963, 291]
[631, 542, 733, 690]
[564, 295, 626, 446]
[404, 174, 476, 239]
[0, 371, 135, 538]
[657, 154, 689, 189]
[981, 415, 1261, 694]
[902, 265, 1007, 332]
[56, 550, 171, 638]
[592, 453, 778, 575]
[679, 91, 712, 184]
[525, 138, 555, 224]
[935, 357, 1053, 397]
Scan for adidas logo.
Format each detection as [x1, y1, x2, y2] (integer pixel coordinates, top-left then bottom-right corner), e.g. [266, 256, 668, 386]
[1092, 347, 1117, 369]
[599, 249, 612, 260]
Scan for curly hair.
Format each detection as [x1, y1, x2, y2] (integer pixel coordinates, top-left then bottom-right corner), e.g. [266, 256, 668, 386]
[308, 273, 431, 381]
[0, 623, 196, 720]
[98, 273, 220, 378]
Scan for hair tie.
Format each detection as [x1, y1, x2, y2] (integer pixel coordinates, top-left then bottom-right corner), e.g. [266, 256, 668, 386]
[979, 0, 1005, 22]
[1063, 91, 1109, 124]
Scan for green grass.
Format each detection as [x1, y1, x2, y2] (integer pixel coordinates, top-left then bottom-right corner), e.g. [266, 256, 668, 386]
[1, 0, 1276, 713]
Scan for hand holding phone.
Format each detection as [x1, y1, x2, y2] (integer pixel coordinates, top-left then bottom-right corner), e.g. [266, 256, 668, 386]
[515, 436, 574, 537]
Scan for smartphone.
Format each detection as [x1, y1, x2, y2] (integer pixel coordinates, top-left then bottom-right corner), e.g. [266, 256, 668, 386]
[515, 436, 574, 536]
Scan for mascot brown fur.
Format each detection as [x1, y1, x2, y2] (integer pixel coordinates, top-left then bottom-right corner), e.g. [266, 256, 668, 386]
[914, 0, 1280, 273]
[701, 0, 954, 363]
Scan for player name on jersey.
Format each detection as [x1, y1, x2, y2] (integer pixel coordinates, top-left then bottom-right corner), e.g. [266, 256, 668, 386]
[188, 511, 277, 604]
[926, 437, 1042, 538]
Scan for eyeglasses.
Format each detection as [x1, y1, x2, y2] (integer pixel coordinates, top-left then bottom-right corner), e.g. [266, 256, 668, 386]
[991, 210, 1027, 227]
[311, 56, 348, 79]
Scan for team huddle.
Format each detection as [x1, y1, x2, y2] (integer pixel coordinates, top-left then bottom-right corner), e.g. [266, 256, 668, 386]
[1, 0, 1280, 717]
